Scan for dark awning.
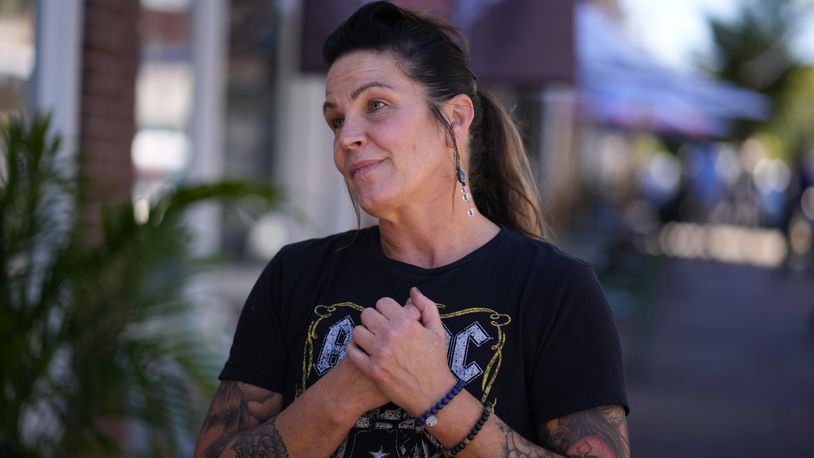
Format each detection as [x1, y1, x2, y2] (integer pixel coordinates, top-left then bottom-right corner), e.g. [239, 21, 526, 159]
[300, 0, 574, 85]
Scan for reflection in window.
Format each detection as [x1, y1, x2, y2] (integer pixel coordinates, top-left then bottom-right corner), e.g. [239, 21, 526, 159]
[132, 0, 193, 218]
[0, 1, 35, 119]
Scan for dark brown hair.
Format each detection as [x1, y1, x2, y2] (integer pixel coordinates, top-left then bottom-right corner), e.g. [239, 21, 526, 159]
[323, 1, 547, 239]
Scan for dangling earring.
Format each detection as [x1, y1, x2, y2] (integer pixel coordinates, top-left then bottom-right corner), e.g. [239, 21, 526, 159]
[456, 166, 475, 217]
[448, 119, 475, 218]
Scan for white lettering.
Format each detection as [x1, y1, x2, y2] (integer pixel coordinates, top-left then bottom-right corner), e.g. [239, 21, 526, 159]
[450, 322, 492, 383]
[314, 316, 355, 375]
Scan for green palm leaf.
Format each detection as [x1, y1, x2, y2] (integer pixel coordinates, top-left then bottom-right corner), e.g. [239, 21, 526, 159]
[1, 114, 283, 457]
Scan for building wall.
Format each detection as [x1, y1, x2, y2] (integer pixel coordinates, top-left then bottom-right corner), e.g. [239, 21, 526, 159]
[78, 0, 139, 234]
[272, 0, 360, 239]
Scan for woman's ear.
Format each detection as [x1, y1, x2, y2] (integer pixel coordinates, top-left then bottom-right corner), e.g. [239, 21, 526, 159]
[443, 94, 475, 148]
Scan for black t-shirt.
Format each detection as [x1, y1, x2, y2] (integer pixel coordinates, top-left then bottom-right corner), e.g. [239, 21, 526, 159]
[220, 226, 628, 457]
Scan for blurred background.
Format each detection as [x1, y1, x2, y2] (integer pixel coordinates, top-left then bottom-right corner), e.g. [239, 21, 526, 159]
[1, 0, 813, 456]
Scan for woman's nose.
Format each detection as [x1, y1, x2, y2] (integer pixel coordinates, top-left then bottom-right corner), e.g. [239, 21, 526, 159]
[337, 118, 367, 151]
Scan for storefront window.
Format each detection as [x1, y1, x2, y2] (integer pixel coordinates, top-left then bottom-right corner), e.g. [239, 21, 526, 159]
[133, 0, 194, 221]
[0, 1, 35, 120]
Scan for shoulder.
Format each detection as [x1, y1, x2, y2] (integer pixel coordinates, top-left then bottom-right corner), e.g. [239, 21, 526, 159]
[499, 228, 593, 285]
[244, 227, 374, 315]
[275, 227, 370, 261]
[261, 227, 374, 282]
[496, 229, 611, 326]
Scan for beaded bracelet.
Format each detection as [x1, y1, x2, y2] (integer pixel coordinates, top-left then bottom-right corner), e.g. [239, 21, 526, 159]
[444, 401, 493, 456]
[415, 378, 465, 428]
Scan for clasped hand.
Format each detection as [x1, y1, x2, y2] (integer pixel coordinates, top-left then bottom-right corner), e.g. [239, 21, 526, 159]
[345, 287, 457, 417]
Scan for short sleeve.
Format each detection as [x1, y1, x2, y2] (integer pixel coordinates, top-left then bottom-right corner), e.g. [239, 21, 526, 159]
[219, 252, 287, 393]
[530, 265, 628, 424]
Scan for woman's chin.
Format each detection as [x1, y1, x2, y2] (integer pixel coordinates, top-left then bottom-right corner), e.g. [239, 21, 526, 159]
[357, 201, 388, 219]
[355, 193, 397, 219]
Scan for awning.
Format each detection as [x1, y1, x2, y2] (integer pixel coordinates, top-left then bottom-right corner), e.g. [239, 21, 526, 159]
[576, 1, 770, 138]
[300, 0, 574, 85]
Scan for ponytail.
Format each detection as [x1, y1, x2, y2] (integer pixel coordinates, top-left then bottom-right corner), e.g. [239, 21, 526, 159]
[470, 90, 548, 240]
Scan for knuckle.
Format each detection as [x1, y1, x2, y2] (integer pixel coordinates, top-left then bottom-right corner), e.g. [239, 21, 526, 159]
[351, 325, 364, 340]
[380, 328, 397, 345]
[376, 297, 396, 310]
[393, 321, 412, 337]
[405, 305, 420, 319]
[398, 320, 419, 335]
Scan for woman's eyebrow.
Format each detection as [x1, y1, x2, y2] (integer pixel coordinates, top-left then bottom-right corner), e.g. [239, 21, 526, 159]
[323, 81, 393, 113]
[351, 81, 392, 99]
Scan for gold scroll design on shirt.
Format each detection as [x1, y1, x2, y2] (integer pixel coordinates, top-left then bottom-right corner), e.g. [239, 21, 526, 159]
[297, 302, 511, 403]
[298, 302, 364, 397]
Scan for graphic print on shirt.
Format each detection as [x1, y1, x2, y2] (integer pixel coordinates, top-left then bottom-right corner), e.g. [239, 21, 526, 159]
[297, 302, 511, 457]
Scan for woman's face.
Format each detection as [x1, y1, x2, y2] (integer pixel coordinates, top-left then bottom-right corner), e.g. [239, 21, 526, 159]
[324, 51, 452, 218]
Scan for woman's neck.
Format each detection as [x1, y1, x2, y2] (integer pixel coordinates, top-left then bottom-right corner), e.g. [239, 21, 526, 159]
[377, 205, 500, 269]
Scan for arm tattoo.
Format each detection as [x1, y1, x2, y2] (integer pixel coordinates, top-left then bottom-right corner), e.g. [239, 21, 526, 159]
[200, 381, 280, 434]
[202, 432, 238, 458]
[538, 405, 630, 458]
[231, 421, 289, 458]
[203, 417, 289, 458]
[198, 381, 286, 457]
[496, 417, 558, 458]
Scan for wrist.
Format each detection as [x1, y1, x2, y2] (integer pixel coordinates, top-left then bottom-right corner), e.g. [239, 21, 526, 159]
[418, 390, 485, 451]
[412, 373, 462, 423]
[317, 362, 376, 426]
[444, 401, 493, 456]
[416, 377, 465, 428]
[324, 386, 371, 428]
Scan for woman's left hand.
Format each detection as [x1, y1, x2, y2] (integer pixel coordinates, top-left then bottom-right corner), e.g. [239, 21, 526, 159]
[346, 287, 458, 417]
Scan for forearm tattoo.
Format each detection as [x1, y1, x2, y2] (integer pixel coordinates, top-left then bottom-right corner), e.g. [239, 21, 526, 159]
[231, 422, 289, 458]
[494, 405, 628, 458]
[201, 381, 279, 433]
[202, 432, 238, 458]
[199, 381, 287, 457]
[202, 421, 288, 458]
[538, 405, 630, 458]
[496, 417, 559, 458]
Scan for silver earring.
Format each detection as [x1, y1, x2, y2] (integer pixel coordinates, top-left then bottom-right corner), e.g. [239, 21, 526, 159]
[456, 167, 475, 217]
[448, 123, 475, 218]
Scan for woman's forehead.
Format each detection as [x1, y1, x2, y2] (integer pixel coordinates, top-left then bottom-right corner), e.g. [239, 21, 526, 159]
[325, 51, 414, 99]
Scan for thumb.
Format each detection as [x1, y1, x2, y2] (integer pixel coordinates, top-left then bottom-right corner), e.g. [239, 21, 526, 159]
[410, 287, 444, 335]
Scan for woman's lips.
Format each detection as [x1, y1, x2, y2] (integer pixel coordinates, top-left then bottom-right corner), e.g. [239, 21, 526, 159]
[349, 159, 384, 179]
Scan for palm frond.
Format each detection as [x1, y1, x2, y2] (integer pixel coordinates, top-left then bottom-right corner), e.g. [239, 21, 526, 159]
[1, 113, 283, 457]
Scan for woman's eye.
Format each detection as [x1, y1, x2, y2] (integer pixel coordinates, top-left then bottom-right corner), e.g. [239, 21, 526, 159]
[330, 117, 344, 129]
[369, 100, 386, 112]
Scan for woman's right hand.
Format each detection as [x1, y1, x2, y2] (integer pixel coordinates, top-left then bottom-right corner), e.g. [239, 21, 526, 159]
[296, 295, 422, 424]
[345, 288, 454, 418]
[336, 296, 423, 416]
[331, 350, 390, 416]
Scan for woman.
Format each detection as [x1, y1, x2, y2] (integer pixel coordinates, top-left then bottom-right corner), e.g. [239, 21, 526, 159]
[194, 2, 629, 457]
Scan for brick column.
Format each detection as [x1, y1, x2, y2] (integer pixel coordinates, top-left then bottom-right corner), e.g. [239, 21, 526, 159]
[78, 0, 140, 232]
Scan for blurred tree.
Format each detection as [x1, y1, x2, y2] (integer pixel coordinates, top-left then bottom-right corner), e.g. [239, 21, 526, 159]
[702, 0, 814, 157]
[759, 66, 814, 157]
[0, 115, 282, 457]
[0, 0, 27, 15]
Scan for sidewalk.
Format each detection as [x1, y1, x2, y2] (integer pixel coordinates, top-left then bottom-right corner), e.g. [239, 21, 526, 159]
[618, 258, 814, 457]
